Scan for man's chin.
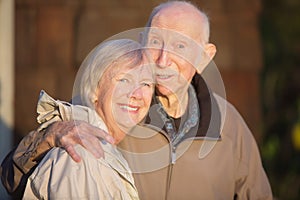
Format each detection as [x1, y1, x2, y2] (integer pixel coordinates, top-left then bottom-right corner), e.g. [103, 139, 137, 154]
[156, 84, 175, 96]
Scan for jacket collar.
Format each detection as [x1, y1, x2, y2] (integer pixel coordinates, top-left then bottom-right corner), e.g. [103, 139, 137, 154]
[144, 73, 221, 141]
[191, 73, 222, 139]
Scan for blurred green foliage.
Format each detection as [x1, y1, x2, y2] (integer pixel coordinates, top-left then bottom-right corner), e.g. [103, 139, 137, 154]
[260, 0, 300, 199]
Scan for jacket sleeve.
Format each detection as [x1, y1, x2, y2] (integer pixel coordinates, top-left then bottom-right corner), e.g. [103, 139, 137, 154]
[230, 104, 273, 200]
[0, 91, 65, 197]
[0, 128, 53, 198]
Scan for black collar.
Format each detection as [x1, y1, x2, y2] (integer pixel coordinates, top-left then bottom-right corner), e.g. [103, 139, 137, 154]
[191, 73, 221, 139]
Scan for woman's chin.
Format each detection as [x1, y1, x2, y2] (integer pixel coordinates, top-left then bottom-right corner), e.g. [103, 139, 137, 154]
[116, 120, 136, 132]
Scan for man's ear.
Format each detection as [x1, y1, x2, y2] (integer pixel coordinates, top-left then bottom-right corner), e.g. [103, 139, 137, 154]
[205, 43, 216, 60]
[195, 43, 217, 74]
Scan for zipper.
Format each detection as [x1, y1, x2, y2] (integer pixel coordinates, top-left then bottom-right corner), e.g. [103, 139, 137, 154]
[153, 127, 175, 200]
[165, 160, 174, 200]
[165, 138, 177, 200]
[166, 118, 181, 200]
[171, 145, 177, 164]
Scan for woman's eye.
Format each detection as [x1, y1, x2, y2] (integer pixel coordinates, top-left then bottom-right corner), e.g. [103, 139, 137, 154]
[118, 78, 129, 83]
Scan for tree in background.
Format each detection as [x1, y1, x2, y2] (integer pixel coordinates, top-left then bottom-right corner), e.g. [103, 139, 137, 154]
[260, 0, 300, 199]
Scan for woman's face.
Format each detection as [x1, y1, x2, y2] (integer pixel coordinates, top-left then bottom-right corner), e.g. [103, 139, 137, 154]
[95, 63, 154, 137]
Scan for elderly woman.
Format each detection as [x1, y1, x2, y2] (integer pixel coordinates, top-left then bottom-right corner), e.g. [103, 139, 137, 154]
[22, 39, 154, 199]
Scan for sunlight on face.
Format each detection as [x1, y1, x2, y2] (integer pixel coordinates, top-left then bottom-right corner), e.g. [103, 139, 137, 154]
[96, 63, 154, 133]
[145, 28, 203, 96]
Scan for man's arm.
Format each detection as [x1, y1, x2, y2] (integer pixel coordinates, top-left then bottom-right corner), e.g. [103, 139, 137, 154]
[0, 129, 48, 198]
[227, 103, 273, 200]
[0, 120, 114, 198]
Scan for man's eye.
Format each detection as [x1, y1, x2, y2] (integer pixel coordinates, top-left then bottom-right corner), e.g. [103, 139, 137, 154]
[177, 43, 185, 49]
[153, 39, 159, 44]
[150, 38, 161, 46]
[141, 82, 153, 87]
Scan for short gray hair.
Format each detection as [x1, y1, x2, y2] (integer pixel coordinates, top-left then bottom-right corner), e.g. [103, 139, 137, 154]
[78, 39, 143, 108]
[145, 0, 210, 43]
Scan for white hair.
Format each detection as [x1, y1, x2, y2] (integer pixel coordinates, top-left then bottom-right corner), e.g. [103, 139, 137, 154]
[145, 0, 210, 43]
[78, 39, 143, 108]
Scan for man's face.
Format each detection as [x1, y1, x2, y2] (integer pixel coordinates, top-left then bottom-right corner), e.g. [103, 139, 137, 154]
[145, 11, 204, 96]
[146, 28, 202, 95]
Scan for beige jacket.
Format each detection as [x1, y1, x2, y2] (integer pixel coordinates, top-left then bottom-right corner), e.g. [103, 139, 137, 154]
[22, 91, 139, 200]
[118, 94, 273, 200]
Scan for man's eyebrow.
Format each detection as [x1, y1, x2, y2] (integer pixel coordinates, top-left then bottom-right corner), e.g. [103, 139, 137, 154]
[173, 37, 189, 43]
[148, 29, 160, 36]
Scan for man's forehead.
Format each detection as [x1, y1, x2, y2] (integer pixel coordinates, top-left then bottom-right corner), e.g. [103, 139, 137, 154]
[148, 28, 187, 38]
[147, 27, 200, 45]
[150, 7, 204, 42]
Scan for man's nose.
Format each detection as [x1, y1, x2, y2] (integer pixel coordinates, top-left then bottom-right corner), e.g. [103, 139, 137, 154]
[156, 48, 172, 68]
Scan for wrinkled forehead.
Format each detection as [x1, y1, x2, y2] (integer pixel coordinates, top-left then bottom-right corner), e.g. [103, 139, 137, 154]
[150, 9, 204, 42]
[146, 27, 200, 45]
[141, 27, 204, 61]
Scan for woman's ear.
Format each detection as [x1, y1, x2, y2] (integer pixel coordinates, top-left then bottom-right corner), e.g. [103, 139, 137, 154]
[92, 89, 99, 107]
[195, 43, 217, 74]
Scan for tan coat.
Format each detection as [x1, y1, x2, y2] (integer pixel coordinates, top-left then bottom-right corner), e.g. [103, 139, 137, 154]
[118, 95, 273, 200]
[22, 91, 139, 200]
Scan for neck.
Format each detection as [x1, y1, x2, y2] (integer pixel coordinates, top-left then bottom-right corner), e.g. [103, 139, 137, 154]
[157, 90, 189, 118]
[97, 110, 126, 144]
[107, 126, 126, 144]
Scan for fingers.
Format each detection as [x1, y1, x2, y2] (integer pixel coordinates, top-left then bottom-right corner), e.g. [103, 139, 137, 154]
[104, 133, 115, 144]
[65, 145, 82, 163]
[81, 138, 105, 159]
[77, 122, 115, 144]
[92, 127, 115, 145]
[51, 120, 114, 161]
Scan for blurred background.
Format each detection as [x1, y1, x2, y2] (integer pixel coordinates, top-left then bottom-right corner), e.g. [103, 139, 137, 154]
[0, 0, 299, 199]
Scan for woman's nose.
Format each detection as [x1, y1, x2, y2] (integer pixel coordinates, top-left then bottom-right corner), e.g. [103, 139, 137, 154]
[128, 86, 143, 99]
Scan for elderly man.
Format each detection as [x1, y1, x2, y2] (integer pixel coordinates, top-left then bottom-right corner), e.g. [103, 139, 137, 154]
[1, 1, 272, 199]
[118, 2, 272, 199]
